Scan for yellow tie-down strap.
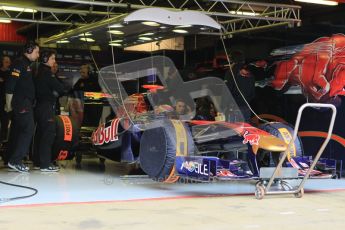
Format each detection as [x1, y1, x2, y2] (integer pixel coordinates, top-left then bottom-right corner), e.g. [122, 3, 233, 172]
[163, 120, 188, 183]
[278, 128, 296, 161]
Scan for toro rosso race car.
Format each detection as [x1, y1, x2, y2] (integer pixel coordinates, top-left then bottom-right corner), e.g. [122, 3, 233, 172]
[80, 56, 335, 182]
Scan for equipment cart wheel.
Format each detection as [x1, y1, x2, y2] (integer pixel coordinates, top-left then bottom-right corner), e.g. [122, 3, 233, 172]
[255, 185, 265, 200]
[294, 188, 304, 198]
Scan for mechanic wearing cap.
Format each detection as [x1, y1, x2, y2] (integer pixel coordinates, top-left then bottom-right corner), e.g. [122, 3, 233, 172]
[33, 49, 64, 172]
[5, 41, 39, 173]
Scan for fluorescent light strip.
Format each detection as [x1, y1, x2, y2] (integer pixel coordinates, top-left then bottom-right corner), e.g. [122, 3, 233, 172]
[295, 0, 338, 6]
[0, 19, 11, 23]
[56, 40, 70, 44]
[0, 6, 37, 13]
[138, 37, 152, 41]
[108, 30, 124, 35]
[229, 11, 259, 16]
[172, 29, 188, 34]
[79, 37, 95, 42]
[142, 21, 160, 27]
[109, 43, 122, 47]
[108, 23, 123, 28]
[176, 25, 192, 28]
[140, 32, 155, 36]
[78, 32, 92, 36]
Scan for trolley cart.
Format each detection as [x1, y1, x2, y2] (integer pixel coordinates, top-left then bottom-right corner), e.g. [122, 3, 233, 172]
[255, 103, 337, 199]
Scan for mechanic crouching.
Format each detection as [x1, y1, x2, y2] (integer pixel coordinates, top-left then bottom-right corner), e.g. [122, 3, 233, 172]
[33, 49, 64, 172]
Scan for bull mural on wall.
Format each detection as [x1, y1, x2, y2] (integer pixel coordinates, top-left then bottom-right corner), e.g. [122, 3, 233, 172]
[271, 33, 345, 105]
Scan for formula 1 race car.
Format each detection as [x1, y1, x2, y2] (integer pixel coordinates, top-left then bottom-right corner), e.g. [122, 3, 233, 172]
[84, 56, 336, 182]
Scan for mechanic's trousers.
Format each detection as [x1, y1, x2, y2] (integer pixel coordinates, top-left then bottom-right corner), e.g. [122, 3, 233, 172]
[0, 101, 10, 142]
[33, 103, 56, 168]
[8, 109, 35, 164]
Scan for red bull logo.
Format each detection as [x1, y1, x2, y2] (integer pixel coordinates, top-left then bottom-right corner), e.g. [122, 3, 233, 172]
[92, 119, 120, 145]
[242, 131, 260, 145]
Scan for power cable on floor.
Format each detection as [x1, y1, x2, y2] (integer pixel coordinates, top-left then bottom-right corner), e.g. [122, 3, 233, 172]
[0, 180, 38, 203]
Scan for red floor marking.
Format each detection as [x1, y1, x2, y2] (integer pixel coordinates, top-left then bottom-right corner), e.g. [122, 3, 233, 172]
[1, 188, 345, 209]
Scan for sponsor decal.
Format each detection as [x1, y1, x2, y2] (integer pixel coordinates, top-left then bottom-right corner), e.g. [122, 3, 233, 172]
[59, 115, 73, 141]
[11, 68, 20, 78]
[92, 118, 120, 145]
[84, 92, 112, 100]
[278, 128, 296, 159]
[242, 130, 260, 145]
[180, 161, 209, 176]
[217, 169, 235, 177]
[57, 150, 68, 160]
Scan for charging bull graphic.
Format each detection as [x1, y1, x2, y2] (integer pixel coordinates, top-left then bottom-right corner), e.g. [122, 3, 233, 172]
[242, 130, 260, 145]
[271, 33, 345, 104]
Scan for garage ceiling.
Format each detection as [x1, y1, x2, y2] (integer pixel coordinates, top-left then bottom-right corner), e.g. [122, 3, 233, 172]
[0, 0, 344, 46]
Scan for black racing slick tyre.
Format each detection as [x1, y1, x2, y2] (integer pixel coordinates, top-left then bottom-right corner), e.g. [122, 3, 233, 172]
[52, 115, 79, 161]
[139, 119, 194, 181]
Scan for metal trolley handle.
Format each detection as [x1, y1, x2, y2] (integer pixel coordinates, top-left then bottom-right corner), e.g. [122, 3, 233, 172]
[265, 103, 337, 196]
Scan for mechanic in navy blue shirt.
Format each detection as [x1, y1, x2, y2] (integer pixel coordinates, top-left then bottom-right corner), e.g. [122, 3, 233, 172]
[5, 41, 39, 173]
[33, 49, 65, 172]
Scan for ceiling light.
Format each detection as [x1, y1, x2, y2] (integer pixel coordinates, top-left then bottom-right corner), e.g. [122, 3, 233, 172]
[108, 30, 124, 35]
[79, 37, 95, 42]
[139, 37, 152, 41]
[56, 40, 70, 44]
[0, 6, 37, 13]
[172, 29, 188, 34]
[294, 0, 338, 5]
[109, 43, 122, 47]
[140, 32, 155, 36]
[108, 23, 123, 28]
[229, 11, 259, 16]
[110, 39, 123, 42]
[142, 21, 160, 27]
[0, 19, 11, 23]
[160, 26, 167, 29]
[176, 25, 192, 28]
[78, 32, 92, 36]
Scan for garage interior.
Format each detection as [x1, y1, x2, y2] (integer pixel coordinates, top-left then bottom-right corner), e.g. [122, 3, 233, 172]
[1, 0, 345, 229]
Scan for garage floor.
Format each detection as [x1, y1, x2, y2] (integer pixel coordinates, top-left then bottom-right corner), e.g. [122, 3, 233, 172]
[0, 158, 345, 229]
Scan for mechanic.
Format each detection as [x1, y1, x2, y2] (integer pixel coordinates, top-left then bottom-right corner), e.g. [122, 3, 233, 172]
[5, 41, 39, 173]
[0, 55, 11, 144]
[51, 62, 63, 115]
[194, 97, 216, 121]
[33, 49, 64, 172]
[68, 64, 101, 127]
